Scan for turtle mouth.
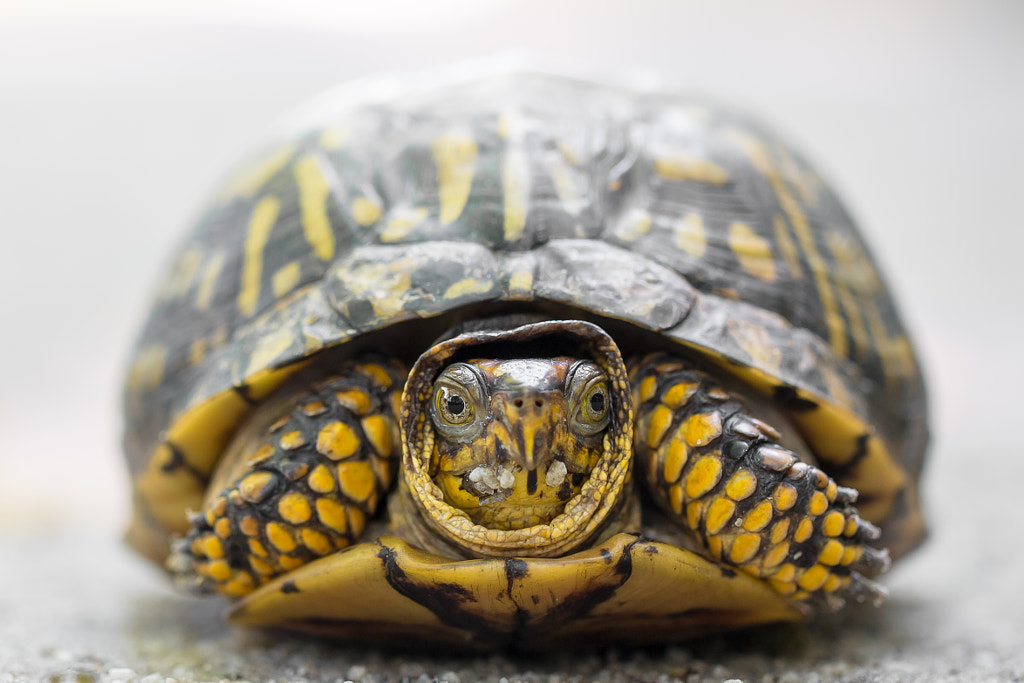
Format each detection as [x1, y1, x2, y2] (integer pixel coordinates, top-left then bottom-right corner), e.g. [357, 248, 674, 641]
[397, 320, 634, 559]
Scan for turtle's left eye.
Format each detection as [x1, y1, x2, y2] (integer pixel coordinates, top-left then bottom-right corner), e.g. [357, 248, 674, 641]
[566, 361, 612, 437]
[430, 363, 486, 441]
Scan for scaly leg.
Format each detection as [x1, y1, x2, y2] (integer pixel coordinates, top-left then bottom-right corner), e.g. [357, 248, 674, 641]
[630, 353, 889, 609]
[169, 357, 406, 597]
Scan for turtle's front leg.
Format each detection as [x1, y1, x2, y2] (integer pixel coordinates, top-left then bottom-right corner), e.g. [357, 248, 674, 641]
[168, 357, 406, 597]
[630, 353, 889, 609]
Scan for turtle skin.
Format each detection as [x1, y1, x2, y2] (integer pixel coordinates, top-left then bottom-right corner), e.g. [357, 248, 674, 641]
[123, 70, 928, 648]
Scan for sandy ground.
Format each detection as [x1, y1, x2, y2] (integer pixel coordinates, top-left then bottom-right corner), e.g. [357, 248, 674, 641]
[2, 443, 1022, 683]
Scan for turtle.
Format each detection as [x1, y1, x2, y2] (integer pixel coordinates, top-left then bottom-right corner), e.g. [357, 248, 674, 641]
[123, 70, 928, 650]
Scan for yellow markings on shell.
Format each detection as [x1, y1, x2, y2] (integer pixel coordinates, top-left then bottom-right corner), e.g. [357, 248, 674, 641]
[237, 196, 281, 316]
[685, 455, 723, 499]
[337, 461, 376, 503]
[188, 337, 207, 367]
[244, 326, 296, 378]
[662, 382, 698, 409]
[380, 206, 429, 242]
[318, 125, 349, 150]
[682, 412, 722, 447]
[675, 213, 707, 259]
[272, 261, 301, 299]
[225, 145, 294, 198]
[638, 376, 658, 403]
[742, 500, 774, 532]
[308, 465, 336, 493]
[195, 252, 226, 311]
[293, 154, 335, 261]
[728, 222, 777, 282]
[727, 318, 783, 374]
[646, 405, 674, 448]
[654, 155, 729, 185]
[794, 518, 815, 543]
[771, 518, 791, 544]
[763, 541, 790, 568]
[431, 133, 478, 225]
[266, 522, 296, 552]
[827, 232, 870, 358]
[809, 491, 829, 516]
[361, 414, 393, 458]
[315, 497, 348, 533]
[704, 497, 736, 534]
[335, 389, 371, 415]
[502, 145, 529, 242]
[725, 469, 757, 501]
[508, 270, 533, 296]
[279, 430, 306, 451]
[352, 197, 383, 226]
[822, 511, 846, 537]
[798, 565, 829, 591]
[444, 277, 494, 300]
[278, 492, 312, 524]
[127, 345, 167, 393]
[733, 131, 847, 357]
[730, 533, 761, 564]
[302, 528, 332, 555]
[819, 539, 845, 566]
[616, 210, 652, 242]
[662, 438, 689, 484]
[773, 483, 798, 511]
[773, 214, 803, 279]
[162, 248, 202, 300]
[317, 421, 360, 460]
[239, 471, 276, 503]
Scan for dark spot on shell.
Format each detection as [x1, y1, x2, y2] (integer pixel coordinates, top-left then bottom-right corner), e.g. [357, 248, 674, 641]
[831, 433, 872, 478]
[600, 549, 613, 563]
[281, 580, 300, 594]
[345, 299, 376, 326]
[719, 567, 737, 578]
[505, 558, 529, 594]
[773, 385, 818, 412]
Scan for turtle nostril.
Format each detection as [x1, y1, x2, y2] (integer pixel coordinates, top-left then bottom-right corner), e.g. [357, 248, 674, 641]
[514, 398, 524, 408]
[534, 398, 544, 408]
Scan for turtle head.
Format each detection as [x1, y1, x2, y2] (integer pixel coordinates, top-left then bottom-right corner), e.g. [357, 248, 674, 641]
[429, 356, 610, 530]
[395, 320, 635, 559]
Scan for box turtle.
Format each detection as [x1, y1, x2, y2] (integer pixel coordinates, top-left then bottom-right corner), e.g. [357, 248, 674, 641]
[123, 70, 928, 650]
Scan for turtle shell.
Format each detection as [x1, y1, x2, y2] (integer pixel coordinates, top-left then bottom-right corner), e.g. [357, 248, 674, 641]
[124, 71, 927, 609]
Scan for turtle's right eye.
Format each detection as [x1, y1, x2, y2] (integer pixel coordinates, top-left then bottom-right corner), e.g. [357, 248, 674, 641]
[430, 363, 487, 440]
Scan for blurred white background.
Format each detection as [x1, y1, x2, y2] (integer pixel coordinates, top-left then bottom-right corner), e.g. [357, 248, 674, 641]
[0, 0, 1021, 538]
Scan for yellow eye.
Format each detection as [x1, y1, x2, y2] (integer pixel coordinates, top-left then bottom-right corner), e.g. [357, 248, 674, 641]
[566, 360, 612, 437]
[435, 386, 474, 426]
[580, 381, 609, 425]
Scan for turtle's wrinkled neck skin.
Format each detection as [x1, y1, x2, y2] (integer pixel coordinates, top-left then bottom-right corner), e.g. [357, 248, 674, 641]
[430, 356, 609, 530]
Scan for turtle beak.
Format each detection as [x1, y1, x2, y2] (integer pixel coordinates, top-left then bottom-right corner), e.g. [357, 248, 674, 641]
[493, 390, 562, 471]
